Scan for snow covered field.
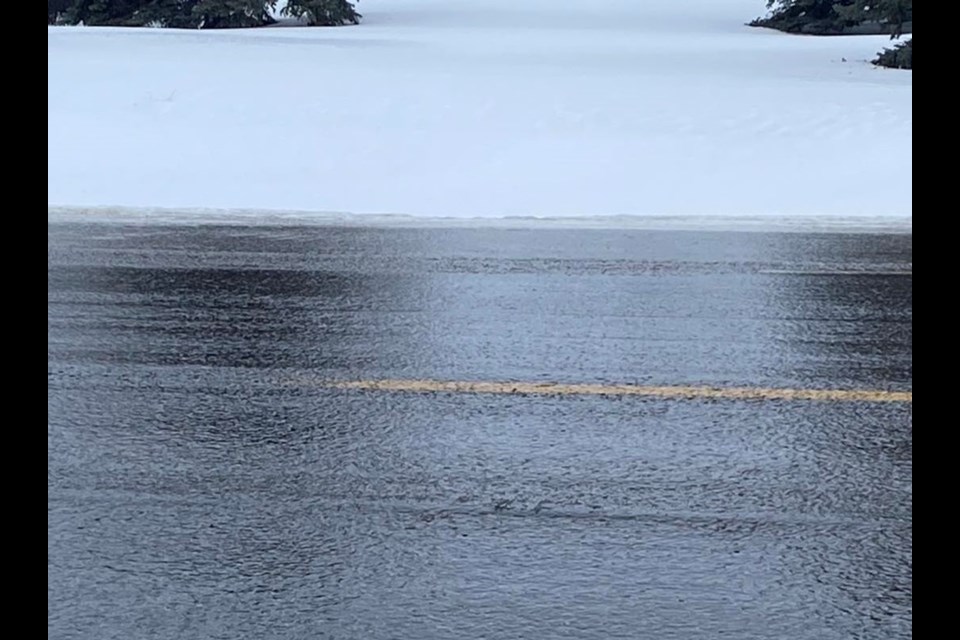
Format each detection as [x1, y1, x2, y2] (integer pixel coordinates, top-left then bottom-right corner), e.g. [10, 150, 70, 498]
[48, 0, 912, 224]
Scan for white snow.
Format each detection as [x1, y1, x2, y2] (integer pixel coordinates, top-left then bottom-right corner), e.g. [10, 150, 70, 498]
[48, 0, 912, 223]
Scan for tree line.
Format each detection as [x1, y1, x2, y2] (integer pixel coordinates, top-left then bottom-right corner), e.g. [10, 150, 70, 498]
[752, 1, 911, 68]
[47, 1, 912, 70]
[47, 0, 361, 28]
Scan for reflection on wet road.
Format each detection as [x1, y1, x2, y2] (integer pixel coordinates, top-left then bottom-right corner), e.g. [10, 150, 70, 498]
[48, 223, 911, 639]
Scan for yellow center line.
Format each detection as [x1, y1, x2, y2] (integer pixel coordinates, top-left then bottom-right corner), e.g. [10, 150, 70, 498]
[284, 377, 912, 403]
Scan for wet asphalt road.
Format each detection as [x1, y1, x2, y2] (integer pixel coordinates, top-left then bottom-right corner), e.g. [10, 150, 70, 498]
[48, 222, 912, 639]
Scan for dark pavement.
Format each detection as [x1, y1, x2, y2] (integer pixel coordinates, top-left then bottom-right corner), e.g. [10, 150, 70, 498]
[48, 222, 912, 639]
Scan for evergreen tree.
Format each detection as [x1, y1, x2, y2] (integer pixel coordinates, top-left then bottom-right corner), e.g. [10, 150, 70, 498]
[192, 0, 277, 28]
[49, 0, 360, 28]
[834, 0, 912, 68]
[57, 0, 150, 26]
[49, 0, 72, 23]
[873, 38, 911, 69]
[834, 0, 911, 37]
[751, 0, 912, 68]
[131, 1, 201, 28]
[750, 0, 858, 34]
[283, 0, 360, 26]
[48, 0, 278, 28]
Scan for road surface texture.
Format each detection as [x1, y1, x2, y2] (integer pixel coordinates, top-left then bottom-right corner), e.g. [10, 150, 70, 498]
[48, 221, 912, 640]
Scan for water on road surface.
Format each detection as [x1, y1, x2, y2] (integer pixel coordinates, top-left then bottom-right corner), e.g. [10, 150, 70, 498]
[48, 223, 911, 639]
